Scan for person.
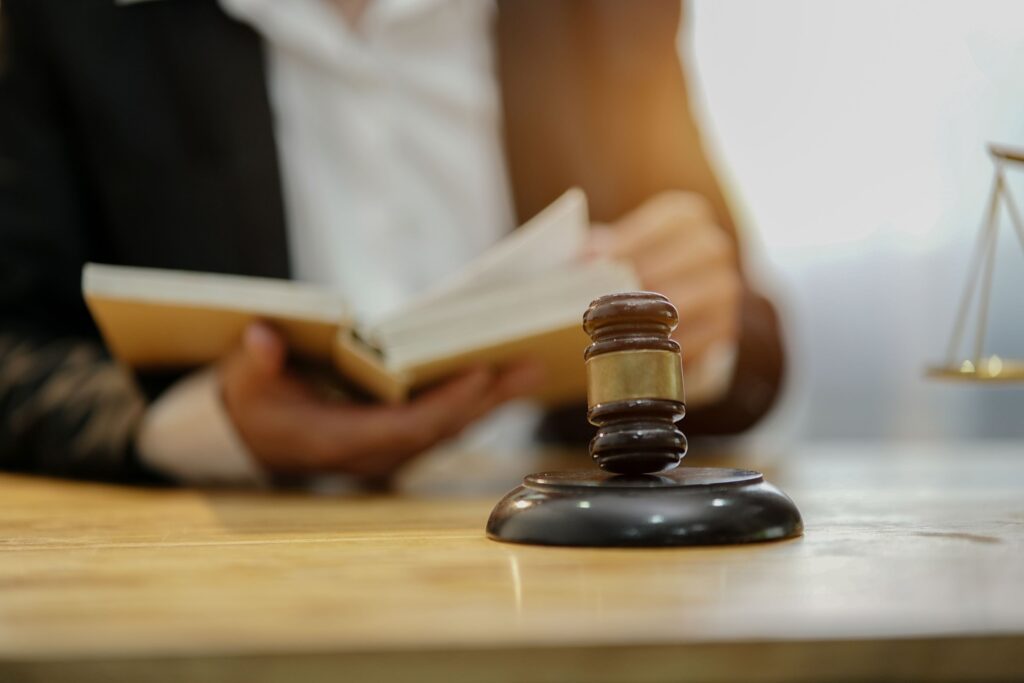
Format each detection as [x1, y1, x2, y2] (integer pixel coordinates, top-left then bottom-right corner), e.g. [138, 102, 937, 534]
[0, 0, 784, 486]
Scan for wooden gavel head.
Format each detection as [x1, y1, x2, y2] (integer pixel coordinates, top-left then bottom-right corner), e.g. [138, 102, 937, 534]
[583, 292, 687, 475]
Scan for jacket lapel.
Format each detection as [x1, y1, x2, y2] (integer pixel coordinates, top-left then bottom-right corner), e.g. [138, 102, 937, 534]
[114, 0, 291, 278]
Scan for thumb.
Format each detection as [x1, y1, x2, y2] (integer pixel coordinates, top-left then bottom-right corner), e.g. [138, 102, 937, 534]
[241, 321, 286, 378]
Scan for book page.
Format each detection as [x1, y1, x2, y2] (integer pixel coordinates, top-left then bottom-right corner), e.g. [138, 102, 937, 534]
[83, 264, 349, 323]
[412, 187, 588, 304]
[376, 261, 640, 368]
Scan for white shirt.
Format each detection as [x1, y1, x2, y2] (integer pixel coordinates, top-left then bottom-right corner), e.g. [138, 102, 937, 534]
[138, 0, 515, 485]
[223, 0, 514, 322]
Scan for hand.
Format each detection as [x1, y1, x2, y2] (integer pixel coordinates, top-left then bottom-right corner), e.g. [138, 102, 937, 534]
[220, 323, 544, 478]
[588, 191, 742, 365]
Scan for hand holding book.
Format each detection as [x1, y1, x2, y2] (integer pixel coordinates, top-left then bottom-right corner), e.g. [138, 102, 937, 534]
[218, 323, 544, 478]
[586, 191, 740, 401]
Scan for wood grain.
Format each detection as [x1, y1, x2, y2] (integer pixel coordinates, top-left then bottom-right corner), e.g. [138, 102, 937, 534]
[1, 442, 1022, 682]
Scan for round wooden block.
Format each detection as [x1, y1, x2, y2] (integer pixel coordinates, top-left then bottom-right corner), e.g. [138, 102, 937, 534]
[486, 467, 804, 547]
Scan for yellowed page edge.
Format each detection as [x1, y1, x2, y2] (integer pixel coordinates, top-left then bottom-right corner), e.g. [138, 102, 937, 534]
[85, 296, 341, 369]
[333, 331, 410, 404]
[401, 322, 589, 407]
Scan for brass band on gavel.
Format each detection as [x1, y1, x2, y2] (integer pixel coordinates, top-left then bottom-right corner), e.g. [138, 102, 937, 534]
[583, 292, 688, 475]
[586, 349, 686, 408]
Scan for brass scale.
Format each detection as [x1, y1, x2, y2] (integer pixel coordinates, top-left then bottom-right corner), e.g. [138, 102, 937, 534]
[928, 144, 1024, 383]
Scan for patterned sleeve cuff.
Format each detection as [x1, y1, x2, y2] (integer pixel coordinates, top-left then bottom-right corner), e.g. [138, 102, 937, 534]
[136, 368, 269, 487]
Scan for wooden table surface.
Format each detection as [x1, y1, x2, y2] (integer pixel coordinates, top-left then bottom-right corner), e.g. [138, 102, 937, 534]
[1, 441, 1023, 682]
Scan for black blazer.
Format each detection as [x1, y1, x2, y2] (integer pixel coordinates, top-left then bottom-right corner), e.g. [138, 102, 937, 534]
[0, 0, 784, 482]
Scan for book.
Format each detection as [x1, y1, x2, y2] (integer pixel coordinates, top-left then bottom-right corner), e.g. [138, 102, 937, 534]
[83, 189, 640, 404]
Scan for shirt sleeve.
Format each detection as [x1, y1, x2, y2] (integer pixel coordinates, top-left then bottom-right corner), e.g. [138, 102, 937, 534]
[135, 368, 269, 487]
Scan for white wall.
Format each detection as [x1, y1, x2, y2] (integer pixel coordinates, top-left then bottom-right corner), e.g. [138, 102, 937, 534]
[686, 0, 1024, 439]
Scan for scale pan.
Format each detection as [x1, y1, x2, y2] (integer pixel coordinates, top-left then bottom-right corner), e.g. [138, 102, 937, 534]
[926, 356, 1024, 383]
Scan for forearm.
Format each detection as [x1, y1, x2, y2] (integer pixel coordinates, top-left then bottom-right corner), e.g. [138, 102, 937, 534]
[684, 288, 785, 436]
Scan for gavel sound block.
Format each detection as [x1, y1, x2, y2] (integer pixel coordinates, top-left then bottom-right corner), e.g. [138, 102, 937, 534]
[487, 292, 803, 547]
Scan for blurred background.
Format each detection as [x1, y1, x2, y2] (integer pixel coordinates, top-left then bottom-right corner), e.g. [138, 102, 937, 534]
[685, 0, 1024, 440]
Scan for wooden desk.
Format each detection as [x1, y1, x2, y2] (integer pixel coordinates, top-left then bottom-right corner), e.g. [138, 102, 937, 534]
[1, 442, 1023, 682]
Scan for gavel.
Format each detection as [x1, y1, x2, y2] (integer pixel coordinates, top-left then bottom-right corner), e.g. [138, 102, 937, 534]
[584, 292, 688, 475]
[486, 291, 802, 548]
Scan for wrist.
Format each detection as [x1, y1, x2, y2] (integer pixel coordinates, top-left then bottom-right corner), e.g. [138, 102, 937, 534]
[136, 368, 270, 487]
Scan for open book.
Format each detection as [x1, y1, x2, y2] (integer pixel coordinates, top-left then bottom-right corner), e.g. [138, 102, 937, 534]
[83, 189, 639, 404]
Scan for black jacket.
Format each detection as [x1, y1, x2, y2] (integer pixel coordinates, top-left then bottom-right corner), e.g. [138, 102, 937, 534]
[0, 0, 784, 482]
